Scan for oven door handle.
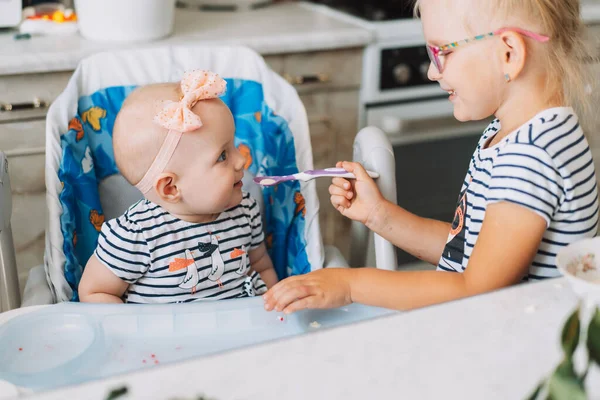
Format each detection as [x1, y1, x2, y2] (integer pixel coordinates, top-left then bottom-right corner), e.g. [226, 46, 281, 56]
[385, 120, 490, 146]
[366, 97, 491, 145]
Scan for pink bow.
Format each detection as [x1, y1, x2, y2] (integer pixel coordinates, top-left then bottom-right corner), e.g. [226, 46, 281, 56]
[153, 70, 227, 132]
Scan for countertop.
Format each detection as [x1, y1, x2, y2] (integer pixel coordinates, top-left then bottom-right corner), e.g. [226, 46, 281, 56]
[1, 1, 599, 77]
[20, 278, 600, 400]
[0, 2, 373, 76]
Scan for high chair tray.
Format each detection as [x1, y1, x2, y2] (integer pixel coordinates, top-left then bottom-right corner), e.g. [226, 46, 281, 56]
[0, 298, 394, 392]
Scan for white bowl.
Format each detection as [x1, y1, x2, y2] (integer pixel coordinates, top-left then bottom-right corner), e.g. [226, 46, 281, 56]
[556, 237, 600, 302]
[74, 0, 176, 42]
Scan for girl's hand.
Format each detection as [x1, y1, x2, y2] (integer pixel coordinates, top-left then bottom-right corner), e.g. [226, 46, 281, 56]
[263, 269, 353, 314]
[329, 161, 385, 225]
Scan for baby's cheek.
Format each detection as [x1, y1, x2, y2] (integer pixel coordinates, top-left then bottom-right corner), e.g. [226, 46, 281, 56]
[216, 182, 236, 200]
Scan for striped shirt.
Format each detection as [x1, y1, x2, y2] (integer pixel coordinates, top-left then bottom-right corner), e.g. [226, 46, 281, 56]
[95, 191, 267, 303]
[438, 107, 599, 279]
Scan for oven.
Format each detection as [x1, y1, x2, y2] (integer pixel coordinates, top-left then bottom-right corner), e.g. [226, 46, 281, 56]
[308, 1, 492, 266]
[361, 42, 490, 265]
[365, 97, 489, 264]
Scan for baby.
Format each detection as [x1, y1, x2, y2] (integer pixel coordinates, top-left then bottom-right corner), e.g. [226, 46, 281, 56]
[79, 70, 277, 304]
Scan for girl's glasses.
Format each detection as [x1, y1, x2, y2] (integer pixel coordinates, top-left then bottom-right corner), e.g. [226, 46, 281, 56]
[426, 27, 550, 74]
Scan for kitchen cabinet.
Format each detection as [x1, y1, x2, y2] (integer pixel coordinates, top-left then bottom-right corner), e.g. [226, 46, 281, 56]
[266, 48, 363, 260]
[0, 48, 363, 292]
[0, 72, 72, 292]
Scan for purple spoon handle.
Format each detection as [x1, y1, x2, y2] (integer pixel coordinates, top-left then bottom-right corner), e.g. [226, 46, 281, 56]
[304, 168, 347, 176]
[303, 168, 380, 179]
[253, 168, 379, 187]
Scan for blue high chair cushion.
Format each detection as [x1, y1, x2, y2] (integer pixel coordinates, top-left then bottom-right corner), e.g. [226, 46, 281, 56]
[58, 79, 311, 301]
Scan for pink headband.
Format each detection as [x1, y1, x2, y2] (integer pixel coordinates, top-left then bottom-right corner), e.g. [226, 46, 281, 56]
[135, 70, 227, 194]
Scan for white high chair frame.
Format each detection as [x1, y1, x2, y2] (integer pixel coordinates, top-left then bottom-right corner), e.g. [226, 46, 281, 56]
[0, 47, 398, 313]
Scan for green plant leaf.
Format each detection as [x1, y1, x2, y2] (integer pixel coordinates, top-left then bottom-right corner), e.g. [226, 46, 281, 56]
[547, 360, 586, 400]
[526, 380, 545, 400]
[561, 308, 581, 358]
[587, 307, 600, 365]
[105, 385, 128, 400]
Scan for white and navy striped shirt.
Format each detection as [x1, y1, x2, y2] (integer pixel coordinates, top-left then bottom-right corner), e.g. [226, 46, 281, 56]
[95, 191, 267, 303]
[438, 107, 599, 279]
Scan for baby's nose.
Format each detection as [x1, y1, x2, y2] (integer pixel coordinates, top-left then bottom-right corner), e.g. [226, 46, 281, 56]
[234, 149, 246, 169]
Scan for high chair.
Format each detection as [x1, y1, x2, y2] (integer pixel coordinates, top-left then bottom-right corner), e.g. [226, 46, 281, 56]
[0, 45, 397, 311]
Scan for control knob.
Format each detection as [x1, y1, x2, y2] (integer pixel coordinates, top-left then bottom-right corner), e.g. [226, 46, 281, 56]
[392, 64, 411, 84]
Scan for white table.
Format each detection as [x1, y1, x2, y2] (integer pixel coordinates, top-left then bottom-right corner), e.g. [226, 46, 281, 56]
[4, 277, 597, 400]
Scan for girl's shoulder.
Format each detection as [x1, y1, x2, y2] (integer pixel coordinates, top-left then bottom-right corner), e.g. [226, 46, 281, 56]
[499, 107, 592, 178]
[519, 107, 581, 147]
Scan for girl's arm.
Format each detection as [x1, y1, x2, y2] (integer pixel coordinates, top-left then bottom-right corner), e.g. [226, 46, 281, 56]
[366, 199, 451, 265]
[264, 201, 547, 312]
[352, 202, 547, 309]
[330, 161, 450, 265]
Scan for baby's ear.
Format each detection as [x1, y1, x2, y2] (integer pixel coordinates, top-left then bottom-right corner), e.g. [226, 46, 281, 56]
[154, 172, 181, 203]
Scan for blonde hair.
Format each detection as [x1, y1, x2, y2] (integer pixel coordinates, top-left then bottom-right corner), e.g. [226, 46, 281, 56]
[414, 0, 595, 124]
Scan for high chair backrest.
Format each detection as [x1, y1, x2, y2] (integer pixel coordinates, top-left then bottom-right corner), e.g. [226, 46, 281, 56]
[45, 45, 324, 302]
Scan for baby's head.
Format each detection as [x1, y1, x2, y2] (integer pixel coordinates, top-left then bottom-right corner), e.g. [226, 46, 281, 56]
[113, 71, 246, 221]
[415, 0, 589, 122]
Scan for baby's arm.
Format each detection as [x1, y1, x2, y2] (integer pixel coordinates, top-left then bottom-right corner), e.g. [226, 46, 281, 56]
[249, 243, 278, 288]
[79, 255, 129, 303]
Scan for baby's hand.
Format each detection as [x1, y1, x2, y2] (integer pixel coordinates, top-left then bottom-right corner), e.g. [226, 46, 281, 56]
[329, 161, 384, 225]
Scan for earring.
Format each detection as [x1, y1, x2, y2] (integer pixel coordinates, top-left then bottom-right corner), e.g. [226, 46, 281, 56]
[504, 73, 511, 82]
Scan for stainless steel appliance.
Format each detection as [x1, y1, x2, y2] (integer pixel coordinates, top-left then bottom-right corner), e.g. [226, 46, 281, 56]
[309, 1, 490, 266]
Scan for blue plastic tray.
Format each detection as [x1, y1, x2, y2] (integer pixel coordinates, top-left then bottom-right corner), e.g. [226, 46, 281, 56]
[0, 298, 394, 391]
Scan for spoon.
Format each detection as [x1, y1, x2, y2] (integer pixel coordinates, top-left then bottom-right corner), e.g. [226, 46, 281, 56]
[253, 167, 379, 187]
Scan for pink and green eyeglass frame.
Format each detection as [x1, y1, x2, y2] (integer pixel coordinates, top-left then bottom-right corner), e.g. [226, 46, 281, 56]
[426, 27, 550, 73]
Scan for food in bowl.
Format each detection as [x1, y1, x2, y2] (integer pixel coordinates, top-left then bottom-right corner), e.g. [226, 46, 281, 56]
[557, 238, 600, 300]
[566, 253, 597, 275]
[563, 252, 600, 285]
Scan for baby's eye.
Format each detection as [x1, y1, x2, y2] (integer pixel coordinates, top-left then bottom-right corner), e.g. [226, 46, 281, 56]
[440, 50, 452, 57]
[217, 150, 227, 162]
